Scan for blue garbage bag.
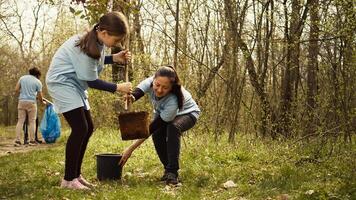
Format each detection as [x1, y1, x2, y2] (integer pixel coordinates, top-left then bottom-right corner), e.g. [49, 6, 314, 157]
[40, 104, 61, 143]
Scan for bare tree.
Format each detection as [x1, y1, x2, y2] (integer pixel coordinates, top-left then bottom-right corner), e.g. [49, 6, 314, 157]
[279, 0, 311, 137]
[0, 0, 47, 64]
[306, 0, 319, 136]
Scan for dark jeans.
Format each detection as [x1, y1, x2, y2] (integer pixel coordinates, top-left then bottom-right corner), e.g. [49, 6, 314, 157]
[62, 107, 94, 181]
[152, 113, 197, 175]
[23, 115, 39, 143]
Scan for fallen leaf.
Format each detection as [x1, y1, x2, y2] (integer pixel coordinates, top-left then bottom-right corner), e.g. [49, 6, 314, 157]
[305, 190, 314, 195]
[223, 180, 237, 189]
[124, 172, 132, 177]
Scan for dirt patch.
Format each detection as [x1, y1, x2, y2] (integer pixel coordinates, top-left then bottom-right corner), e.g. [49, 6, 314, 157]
[0, 136, 59, 157]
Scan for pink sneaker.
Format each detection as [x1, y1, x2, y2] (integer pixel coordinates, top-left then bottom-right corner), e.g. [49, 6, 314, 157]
[78, 175, 96, 188]
[60, 178, 90, 190]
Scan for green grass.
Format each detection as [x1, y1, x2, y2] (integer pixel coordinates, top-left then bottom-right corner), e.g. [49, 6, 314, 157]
[0, 126, 16, 138]
[0, 127, 355, 199]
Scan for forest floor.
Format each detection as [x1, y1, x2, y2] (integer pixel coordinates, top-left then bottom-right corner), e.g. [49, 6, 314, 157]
[0, 126, 59, 157]
[0, 126, 355, 200]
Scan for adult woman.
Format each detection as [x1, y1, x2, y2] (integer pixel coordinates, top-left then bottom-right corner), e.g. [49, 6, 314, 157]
[119, 66, 201, 185]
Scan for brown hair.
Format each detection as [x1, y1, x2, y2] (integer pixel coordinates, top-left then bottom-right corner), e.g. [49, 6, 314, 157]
[29, 67, 41, 79]
[76, 12, 129, 59]
[154, 65, 184, 109]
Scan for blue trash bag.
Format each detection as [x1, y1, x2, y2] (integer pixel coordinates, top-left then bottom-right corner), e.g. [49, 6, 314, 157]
[40, 104, 61, 143]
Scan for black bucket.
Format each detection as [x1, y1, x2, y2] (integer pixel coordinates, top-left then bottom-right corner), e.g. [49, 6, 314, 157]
[96, 153, 122, 181]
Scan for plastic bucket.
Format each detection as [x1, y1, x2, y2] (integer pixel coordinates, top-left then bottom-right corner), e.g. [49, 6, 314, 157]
[96, 153, 122, 181]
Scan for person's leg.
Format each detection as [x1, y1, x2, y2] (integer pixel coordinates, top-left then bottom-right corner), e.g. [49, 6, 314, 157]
[152, 126, 169, 168]
[34, 116, 41, 142]
[165, 114, 196, 184]
[76, 109, 94, 177]
[15, 102, 27, 144]
[62, 107, 88, 182]
[23, 114, 28, 144]
[27, 103, 37, 143]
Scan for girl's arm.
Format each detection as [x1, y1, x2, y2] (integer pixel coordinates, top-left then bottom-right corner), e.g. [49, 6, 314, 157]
[87, 79, 132, 93]
[104, 50, 131, 64]
[87, 79, 116, 92]
[119, 138, 147, 166]
[104, 56, 114, 64]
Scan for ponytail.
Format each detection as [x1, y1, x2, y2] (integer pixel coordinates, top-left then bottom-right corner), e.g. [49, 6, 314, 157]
[76, 12, 129, 60]
[76, 23, 101, 59]
[172, 84, 184, 110]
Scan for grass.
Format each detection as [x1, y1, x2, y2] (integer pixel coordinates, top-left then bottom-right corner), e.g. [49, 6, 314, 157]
[0, 126, 355, 200]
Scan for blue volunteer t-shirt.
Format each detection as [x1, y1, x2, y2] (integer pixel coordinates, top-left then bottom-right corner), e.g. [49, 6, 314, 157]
[46, 34, 105, 113]
[137, 76, 201, 122]
[18, 75, 42, 103]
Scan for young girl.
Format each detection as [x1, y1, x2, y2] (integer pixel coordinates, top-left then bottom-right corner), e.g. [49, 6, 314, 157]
[119, 66, 201, 185]
[46, 12, 132, 190]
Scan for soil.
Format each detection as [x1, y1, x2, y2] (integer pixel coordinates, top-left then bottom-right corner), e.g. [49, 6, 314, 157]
[0, 135, 58, 157]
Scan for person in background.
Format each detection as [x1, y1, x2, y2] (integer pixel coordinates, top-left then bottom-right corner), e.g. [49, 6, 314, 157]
[46, 12, 132, 190]
[119, 66, 201, 185]
[23, 115, 42, 144]
[14, 67, 45, 146]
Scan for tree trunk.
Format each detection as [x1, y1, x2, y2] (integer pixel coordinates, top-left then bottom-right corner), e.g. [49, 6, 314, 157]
[173, 0, 180, 68]
[280, 0, 300, 137]
[306, 0, 319, 136]
[112, 0, 131, 83]
[280, 0, 311, 137]
[224, 0, 274, 138]
[340, 0, 355, 142]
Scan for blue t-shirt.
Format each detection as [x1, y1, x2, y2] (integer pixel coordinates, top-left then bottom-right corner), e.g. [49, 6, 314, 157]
[137, 76, 201, 122]
[18, 75, 42, 103]
[46, 34, 105, 113]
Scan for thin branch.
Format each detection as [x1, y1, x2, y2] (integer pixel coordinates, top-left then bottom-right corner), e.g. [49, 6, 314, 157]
[29, 0, 44, 50]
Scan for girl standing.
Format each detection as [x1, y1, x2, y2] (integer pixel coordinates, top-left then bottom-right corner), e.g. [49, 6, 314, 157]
[46, 12, 132, 190]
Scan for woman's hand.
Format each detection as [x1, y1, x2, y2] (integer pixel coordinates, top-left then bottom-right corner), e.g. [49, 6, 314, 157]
[112, 50, 131, 64]
[118, 139, 146, 167]
[117, 82, 132, 93]
[119, 148, 133, 167]
[125, 94, 135, 103]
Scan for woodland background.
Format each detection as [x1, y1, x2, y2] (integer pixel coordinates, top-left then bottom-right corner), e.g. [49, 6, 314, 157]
[1, 0, 354, 144]
[0, 0, 355, 199]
